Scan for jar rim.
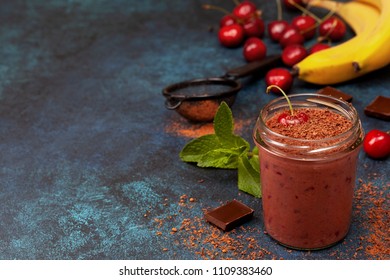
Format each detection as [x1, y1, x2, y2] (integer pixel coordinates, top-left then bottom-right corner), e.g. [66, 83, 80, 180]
[253, 93, 364, 158]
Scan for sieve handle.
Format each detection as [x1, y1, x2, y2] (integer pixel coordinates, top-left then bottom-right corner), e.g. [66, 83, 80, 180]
[224, 54, 282, 79]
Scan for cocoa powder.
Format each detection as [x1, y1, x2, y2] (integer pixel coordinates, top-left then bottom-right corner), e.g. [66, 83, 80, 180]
[152, 194, 277, 260]
[262, 108, 357, 157]
[165, 117, 252, 138]
[152, 189, 389, 259]
[266, 108, 353, 140]
[354, 178, 390, 260]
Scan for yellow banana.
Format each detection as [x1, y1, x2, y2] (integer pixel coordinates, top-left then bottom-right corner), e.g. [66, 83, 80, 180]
[307, 0, 380, 35]
[355, 0, 382, 10]
[351, 0, 390, 73]
[294, 0, 390, 85]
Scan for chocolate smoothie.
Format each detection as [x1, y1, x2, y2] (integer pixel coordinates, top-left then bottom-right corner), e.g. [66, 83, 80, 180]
[253, 94, 364, 250]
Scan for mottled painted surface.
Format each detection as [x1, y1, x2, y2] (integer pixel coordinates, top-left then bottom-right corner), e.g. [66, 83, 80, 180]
[0, 0, 388, 260]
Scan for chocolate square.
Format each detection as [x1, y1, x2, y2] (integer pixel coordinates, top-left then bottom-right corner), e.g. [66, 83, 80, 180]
[364, 96, 390, 121]
[317, 86, 353, 102]
[204, 200, 254, 231]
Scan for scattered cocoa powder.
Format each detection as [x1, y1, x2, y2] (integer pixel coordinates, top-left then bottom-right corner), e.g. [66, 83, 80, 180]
[152, 181, 389, 259]
[178, 214, 275, 260]
[165, 117, 252, 138]
[165, 121, 215, 138]
[152, 194, 277, 260]
[353, 178, 390, 260]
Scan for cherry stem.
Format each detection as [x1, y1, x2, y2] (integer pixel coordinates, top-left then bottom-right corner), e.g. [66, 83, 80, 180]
[321, 8, 337, 24]
[276, 0, 282, 21]
[318, 18, 337, 41]
[202, 4, 231, 15]
[288, 0, 321, 22]
[316, 36, 331, 44]
[233, 0, 241, 6]
[266, 85, 295, 116]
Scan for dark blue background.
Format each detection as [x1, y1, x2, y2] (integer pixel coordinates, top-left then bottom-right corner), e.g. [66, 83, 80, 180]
[0, 0, 388, 259]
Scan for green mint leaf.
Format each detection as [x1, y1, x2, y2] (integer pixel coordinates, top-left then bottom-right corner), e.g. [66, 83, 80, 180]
[249, 146, 259, 171]
[180, 102, 250, 169]
[179, 134, 220, 163]
[213, 101, 234, 142]
[214, 102, 250, 150]
[229, 134, 250, 150]
[180, 102, 261, 198]
[237, 153, 261, 198]
[197, 145, 248, 169]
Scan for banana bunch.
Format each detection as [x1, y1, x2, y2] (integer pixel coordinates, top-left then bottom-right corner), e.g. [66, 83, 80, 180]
[294, 0, 390, 85]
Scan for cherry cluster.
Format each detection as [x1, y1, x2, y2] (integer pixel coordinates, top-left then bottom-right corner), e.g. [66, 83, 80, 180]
[206, 0, 347, 93]
[203, 1, 267, 62]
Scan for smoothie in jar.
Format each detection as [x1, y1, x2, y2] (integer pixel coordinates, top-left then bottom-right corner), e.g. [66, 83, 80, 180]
[253, 93, 364, 250]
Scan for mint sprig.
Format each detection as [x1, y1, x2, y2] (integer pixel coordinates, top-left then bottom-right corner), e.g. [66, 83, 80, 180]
[179, 102, 261, 198]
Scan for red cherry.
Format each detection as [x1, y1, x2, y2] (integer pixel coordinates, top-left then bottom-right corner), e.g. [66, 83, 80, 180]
[319, 16, 346, 41]
[282, 44, 307, 66]
[220, 14, 237, 27]
[267, 20, 289, 41]
[278, 111, 309, 126]
[291, 15, 317, 40]
[265, 68, 293, 93]
[363, 129, 390, 159]
[283, 0, 305, 10]
[243, 16, 265, 37]
[233, 0, 257, 21]
[218, 24, 245, 47]
[279, 26, 305, 48]
[243, 37, 267, 62]
[309, 42, 330, 54]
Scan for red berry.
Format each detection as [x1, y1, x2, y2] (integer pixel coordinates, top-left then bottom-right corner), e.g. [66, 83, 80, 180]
[279, 26, 305, 48]
[363, 129, 390, 159]
[220, 14, 237, 27]
[265, 68, 293, 93]
[267, 20, 289, 41]
[243, 37, 267, 62]
[218, 24, 245, 47]
[291, 15, 317, 40]
[233, 0, 257, 21]
[243, 16, 265, 37]
[278, 112, 309, 126]
[309, 43, 330, 54]
[282, 44, 307, 66]
[319, 16, 346, 41]
[283, 0, 305, 10]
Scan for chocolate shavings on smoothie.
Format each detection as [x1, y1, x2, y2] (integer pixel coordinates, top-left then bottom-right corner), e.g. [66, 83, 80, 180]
[267, 108, 353, 140]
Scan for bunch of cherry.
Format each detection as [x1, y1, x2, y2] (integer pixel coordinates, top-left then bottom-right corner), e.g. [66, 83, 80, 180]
[205, 0, 347, 92]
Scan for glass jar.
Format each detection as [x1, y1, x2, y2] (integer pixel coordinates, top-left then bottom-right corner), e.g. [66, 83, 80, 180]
[253, 93, 364, 250]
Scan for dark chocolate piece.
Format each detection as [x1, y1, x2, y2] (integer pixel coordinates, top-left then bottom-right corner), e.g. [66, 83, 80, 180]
[204, 200, 254, 231]
[364, 96, 390, 121]
[317, 86, 353, 102]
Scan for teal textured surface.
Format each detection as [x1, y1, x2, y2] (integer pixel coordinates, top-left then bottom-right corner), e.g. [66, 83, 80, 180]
[0, 0, 389, 259]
